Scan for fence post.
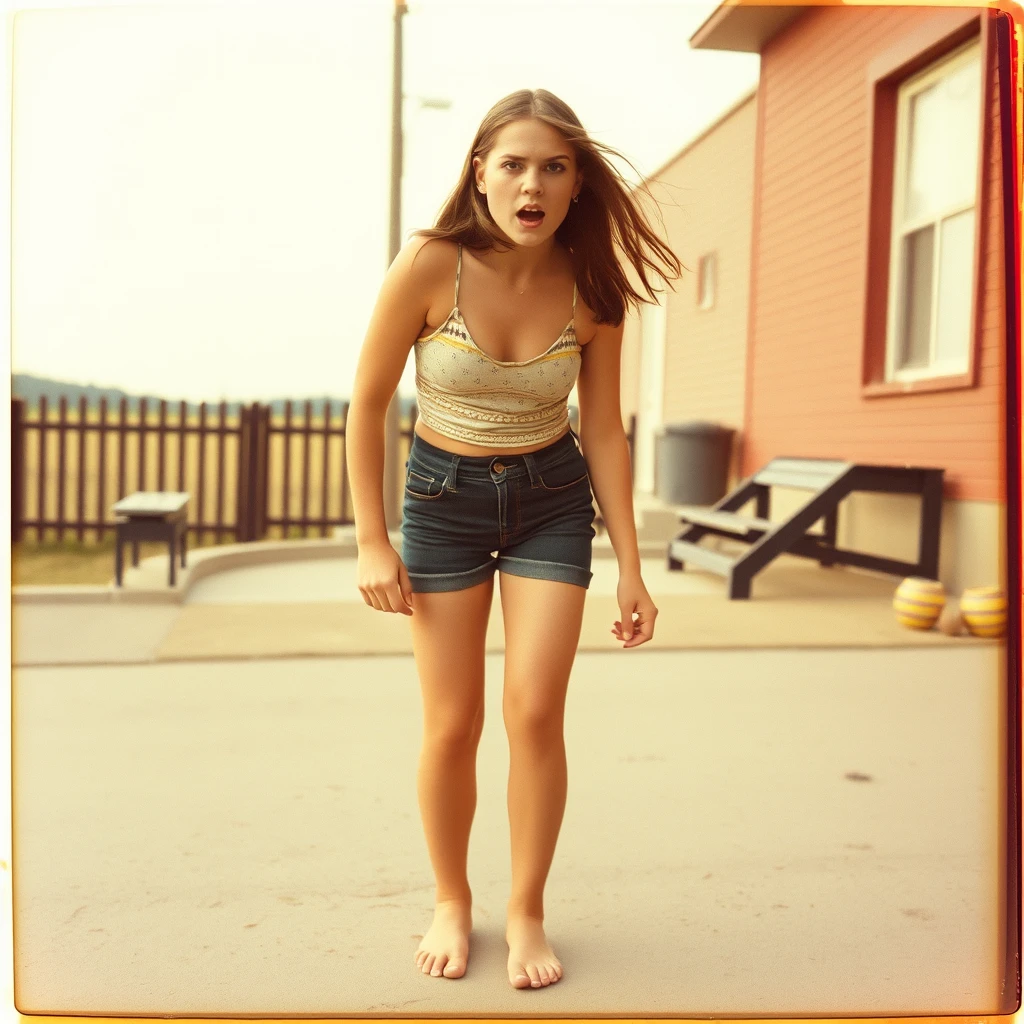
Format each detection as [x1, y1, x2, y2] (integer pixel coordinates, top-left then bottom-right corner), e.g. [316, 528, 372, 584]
[254, 403, 270, 540]
[235, 404, 252, 542]
[240, 402, 270, 543]
[11, 398, 24, 543]
[245, 401, 270, 544]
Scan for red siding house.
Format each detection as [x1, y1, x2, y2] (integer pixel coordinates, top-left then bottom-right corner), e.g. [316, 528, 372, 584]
[622, 4, 1011, 594]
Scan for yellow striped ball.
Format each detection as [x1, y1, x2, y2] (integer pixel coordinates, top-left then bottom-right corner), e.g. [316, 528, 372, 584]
[959, 586, 1007, 638]
[893, 577, 946, 630]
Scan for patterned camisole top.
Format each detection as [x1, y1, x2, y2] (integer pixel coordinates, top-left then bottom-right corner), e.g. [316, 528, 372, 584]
[412, 243, 582, 447]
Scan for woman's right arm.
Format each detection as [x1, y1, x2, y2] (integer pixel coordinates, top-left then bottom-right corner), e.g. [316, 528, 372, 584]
[347, 235, 438, 612]
[348, 235, 437, 545]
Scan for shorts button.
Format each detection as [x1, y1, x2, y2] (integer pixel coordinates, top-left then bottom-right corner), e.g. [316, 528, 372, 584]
[493, 462, 505, 473]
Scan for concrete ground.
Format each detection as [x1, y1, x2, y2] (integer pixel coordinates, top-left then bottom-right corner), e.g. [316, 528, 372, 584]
[9, 530, 1013, 1017]
[12, 530, 988, 666]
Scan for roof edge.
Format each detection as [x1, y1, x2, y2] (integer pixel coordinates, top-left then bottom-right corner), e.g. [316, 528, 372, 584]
[689, 2, 810, 53]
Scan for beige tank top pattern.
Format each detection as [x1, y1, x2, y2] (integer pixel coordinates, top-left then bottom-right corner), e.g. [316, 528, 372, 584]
[412, 243, 582, 447]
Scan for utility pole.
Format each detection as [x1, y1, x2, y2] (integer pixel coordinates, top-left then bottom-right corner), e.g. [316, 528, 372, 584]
[383, 0, 407, 530]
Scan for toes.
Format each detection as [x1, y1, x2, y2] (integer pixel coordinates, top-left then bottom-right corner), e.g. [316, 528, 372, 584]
[526, 965, 543, 987]
[443, 958, 467, 978]
[511, 969, 531, 988]
[430, 955, 448, 977]
[537, 965, 552, 985]
[421, 954, 435, 975]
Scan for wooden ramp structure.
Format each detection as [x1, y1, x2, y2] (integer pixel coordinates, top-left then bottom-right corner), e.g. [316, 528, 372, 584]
[667, 457, 944, 599]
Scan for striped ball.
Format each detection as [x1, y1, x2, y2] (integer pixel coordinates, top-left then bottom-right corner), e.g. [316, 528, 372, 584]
[893, 577, 946, 630]
[960, 586, 1007, 638]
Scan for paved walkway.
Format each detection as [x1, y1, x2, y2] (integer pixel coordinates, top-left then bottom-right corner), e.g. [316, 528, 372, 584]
[13, 550, 982, 667]
[11, 641, 1006, 1015]
[9, 541, 1010, 1015]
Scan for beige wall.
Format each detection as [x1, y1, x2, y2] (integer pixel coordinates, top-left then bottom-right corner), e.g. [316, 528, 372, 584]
[752, 488, 1004, 595]
[621, 90, 758, 490]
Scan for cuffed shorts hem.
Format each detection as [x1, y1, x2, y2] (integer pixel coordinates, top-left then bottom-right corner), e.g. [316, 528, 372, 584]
[407, 557, 497, 593]
[496, 555, 593, 590]
[406, 555, 593, 593]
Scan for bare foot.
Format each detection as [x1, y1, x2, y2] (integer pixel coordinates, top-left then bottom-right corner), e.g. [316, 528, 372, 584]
[414, 898, 472, 979]
[506, 913, 563, 989]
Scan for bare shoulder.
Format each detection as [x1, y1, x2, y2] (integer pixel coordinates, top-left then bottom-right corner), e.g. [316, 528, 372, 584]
[351, 235, 459, 408]
[399, 234, 459, 289]
[371, 234, 459, 330]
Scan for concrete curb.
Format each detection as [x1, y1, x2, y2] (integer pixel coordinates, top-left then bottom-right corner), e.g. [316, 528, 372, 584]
[12, 528, 670, 605]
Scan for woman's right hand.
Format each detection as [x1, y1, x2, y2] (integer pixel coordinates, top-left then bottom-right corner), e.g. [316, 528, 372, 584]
[357, 540, 415, 615]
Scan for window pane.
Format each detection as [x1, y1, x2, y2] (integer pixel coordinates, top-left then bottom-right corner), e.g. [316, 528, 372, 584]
[935, 208, 974, 368]
[897, 225, 934, 370]
[905, 54, 980, 221]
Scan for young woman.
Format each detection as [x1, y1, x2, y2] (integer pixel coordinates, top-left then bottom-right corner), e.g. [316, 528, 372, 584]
[347, 88, 682, 991]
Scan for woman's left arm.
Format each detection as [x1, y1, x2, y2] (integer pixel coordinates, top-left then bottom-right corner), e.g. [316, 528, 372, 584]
[576, 317, 659, 648]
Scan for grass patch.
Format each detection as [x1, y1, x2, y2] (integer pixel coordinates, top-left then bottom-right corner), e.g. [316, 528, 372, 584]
[12, 524, 333, 585]
[13, 534, 219, 586]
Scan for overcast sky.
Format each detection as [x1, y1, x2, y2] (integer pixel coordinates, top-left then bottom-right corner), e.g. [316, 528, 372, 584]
[5, 0, 759, 404]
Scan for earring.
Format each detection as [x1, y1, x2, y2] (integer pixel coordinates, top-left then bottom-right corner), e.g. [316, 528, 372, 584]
[572, 193, 579, 203]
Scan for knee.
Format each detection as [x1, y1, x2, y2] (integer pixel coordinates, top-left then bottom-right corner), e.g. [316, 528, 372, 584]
[503, 698, 563, 743]
[423, 707, 484, 751]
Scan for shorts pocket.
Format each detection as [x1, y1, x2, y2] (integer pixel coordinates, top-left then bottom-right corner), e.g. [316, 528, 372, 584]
[405, 461, 448, 500]
[536, 451, 589, 492]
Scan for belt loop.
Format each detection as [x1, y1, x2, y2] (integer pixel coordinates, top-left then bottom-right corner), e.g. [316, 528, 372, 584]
[522, 452, 541, 488]
[568, 424, 583, 454]
[446, 454, 460, 493]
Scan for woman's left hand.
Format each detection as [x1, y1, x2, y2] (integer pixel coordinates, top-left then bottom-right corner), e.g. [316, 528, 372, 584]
[612, 572, 658, 648]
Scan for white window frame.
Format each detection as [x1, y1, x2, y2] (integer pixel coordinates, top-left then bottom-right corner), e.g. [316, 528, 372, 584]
[884, 38, 980, 384]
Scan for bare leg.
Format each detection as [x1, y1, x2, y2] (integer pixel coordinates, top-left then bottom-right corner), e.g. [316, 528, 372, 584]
[409, 575, 493, 979]
[499, 571, 586, 989]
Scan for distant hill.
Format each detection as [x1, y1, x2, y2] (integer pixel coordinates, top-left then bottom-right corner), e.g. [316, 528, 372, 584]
[11, 374, 418, 420]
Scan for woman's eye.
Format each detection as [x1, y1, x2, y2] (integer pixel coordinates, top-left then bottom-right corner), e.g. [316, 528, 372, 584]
[501, 162, 566, 172]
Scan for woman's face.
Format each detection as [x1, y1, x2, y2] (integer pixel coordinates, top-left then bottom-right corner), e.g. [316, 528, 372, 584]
[472, 118, 583, 246]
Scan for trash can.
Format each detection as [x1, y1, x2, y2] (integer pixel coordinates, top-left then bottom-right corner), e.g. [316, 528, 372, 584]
[655, 421, 735, 505]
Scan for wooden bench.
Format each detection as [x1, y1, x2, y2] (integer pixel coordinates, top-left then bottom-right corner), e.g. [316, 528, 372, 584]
[667, 457, 944, 599]
[111, 491, 190, 587]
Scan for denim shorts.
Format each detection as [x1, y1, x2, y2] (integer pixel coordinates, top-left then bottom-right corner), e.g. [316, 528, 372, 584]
[400, 427, 597, 593]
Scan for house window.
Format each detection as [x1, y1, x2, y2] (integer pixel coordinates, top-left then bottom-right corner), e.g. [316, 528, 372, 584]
[885, 39, 980, 383]
[698, 252, 716, 310]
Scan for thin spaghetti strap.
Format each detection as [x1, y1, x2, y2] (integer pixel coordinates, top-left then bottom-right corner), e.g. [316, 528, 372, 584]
[572, 280, 577, 318]
[455, 243, 462, 307]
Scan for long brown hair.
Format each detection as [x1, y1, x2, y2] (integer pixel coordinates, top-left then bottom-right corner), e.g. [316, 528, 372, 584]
[412, 89, 685, 327]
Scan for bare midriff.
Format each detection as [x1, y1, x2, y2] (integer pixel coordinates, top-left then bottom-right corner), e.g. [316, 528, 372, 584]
[413, 418, 571, 457]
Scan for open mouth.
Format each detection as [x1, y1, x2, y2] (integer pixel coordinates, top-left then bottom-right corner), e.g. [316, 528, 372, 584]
[517, 209, 545, 224]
